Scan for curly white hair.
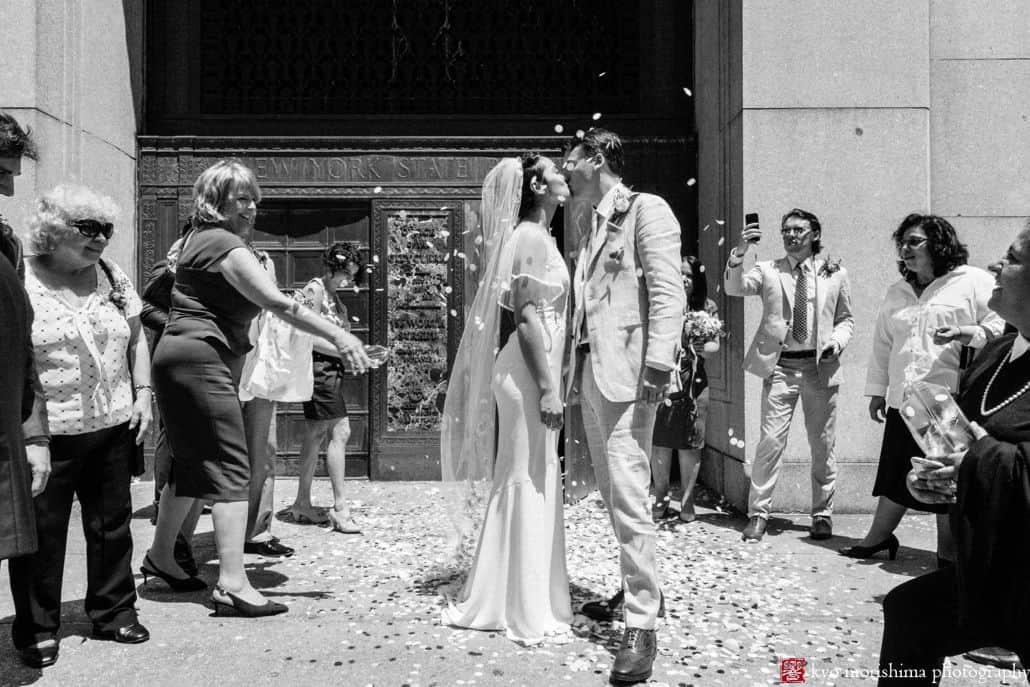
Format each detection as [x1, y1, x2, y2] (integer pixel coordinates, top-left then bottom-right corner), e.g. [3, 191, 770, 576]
[27, 184, 120, 255]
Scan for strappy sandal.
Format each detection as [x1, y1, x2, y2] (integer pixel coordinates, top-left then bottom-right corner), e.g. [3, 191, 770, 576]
[327, 508, 361, 534]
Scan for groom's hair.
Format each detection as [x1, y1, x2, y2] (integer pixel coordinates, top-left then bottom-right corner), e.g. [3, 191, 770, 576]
[566, 128, 624, 177]
[0, 111, 37, 160]
[518, 153, 550, 220]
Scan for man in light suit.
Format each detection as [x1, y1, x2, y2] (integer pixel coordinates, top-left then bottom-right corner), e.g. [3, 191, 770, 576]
[724, 209, 854, 543]
[564, 129, 684, 684]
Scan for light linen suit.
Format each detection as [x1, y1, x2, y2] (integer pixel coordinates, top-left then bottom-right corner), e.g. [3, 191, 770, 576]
[724, 254, 854, 520]
[569, 184, 684, 629]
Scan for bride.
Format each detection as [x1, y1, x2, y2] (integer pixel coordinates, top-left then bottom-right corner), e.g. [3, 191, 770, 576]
[440, 155, 573, 642]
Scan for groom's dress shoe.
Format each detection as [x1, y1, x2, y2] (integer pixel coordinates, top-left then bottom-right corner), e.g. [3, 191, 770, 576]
[611, 627, 657, 683]
[19, 641, 59, 668]
[741, 516, 766, 542]
[809, 516, 833, 540]
[580, 589, 666, 622]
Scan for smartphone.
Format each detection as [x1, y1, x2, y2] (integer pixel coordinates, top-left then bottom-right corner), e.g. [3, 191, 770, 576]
[744, 212, 760, 243]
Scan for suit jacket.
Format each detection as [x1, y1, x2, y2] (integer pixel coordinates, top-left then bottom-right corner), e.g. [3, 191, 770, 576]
[0, 250, 38, 559]
[724, 254, 854, 385]
[569, 186, 685, 403]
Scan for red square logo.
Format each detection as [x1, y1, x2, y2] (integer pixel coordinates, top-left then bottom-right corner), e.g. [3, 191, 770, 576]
[780, 657, 806, 684]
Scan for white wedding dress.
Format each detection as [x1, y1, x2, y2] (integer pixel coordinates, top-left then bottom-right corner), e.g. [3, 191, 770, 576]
[441, 226, 573, 643]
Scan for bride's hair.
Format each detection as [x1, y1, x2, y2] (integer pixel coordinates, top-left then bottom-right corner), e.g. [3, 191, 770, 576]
[517, 153, 550, 220]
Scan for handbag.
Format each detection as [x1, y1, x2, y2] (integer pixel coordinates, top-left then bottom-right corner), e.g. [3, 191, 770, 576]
[239, 296, 315, 402]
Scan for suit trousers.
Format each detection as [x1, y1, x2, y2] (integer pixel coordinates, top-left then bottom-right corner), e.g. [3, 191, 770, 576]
[579, 355, 661, 629]
[243, 398, 277, 543]
[9, 423, 138, 647]
[748, 357, 837, 519]
[878, 568, 1029, 685]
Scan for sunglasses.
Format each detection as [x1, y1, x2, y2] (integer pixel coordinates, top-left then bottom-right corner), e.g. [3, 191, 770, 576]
[71, 219, 114, 240]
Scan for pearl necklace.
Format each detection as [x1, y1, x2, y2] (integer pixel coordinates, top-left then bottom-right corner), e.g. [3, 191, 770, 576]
[980, 346, 1030, 416]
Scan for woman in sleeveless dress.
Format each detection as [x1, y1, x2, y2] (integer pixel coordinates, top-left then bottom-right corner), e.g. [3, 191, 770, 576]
[289, 242, 363, 534]
[440, 155, 573, 643]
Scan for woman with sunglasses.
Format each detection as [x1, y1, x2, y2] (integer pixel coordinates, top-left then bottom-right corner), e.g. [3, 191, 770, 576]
[841, 214, 1003, 565]
[9, 185, 154, 664]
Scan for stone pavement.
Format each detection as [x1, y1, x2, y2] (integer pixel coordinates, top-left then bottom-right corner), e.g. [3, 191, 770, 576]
[0, 480, 1023, 687]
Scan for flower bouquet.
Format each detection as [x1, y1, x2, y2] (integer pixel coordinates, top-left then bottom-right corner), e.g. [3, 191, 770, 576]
[682, 310, 724, 344]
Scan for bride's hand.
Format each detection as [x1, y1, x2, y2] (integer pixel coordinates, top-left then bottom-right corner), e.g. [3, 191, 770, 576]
[540, 390, 564, 431]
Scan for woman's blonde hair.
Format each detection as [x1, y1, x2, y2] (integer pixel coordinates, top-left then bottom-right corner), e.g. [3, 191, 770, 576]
[191, 159, 261, 226]
[28, 184, 119, 255]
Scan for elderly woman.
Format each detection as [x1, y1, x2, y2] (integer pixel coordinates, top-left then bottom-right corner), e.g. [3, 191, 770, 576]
[841, 214, 1003, 564]
[288, 242, 363, 533]
[8, 185, 153, 667]
[876, 226, 1030, 685]
[145, 160, 370, 617]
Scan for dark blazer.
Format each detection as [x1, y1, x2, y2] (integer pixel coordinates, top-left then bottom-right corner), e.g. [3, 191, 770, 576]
[954, 333, 1030, 637]
[0, 246, 38, 559]
[141, 258, 174, 353]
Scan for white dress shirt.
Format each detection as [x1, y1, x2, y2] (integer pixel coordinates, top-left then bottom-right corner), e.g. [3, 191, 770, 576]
[865, 265, 1005, 408]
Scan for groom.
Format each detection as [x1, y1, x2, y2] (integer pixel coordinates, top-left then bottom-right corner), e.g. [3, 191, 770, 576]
[564, 129, 684, 683]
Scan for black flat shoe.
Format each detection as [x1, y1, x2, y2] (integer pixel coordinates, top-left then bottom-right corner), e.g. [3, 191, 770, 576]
[243, 538, 295, 557]
[838, 533, 900, 560]
[18, 641, 58, 668]
[211, 586, 288, 617]
[93, 622, 150, 644]
[140, 553, 207, 592]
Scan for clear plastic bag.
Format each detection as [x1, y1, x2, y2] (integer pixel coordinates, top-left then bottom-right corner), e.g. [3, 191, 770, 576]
[239, 309, 315, 402]
[899, 380, 975, 456]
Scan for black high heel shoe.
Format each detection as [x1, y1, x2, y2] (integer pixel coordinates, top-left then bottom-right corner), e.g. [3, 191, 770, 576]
[210, 586, 288, 617]
[838, 534, 900, 560]
[140, 553, 207, 592]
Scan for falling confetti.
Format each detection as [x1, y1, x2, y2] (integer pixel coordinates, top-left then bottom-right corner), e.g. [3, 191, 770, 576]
[715, 219, 726, 225]
[591, 112, 602, 121]
[718, 236, 725, 246]
[373, 186, 383, 194]
[554, 124, 564, 133]
[683, 87, 693, 96]
[575, 129, 585, 139]
[372, 255, 380, 263]
[686, 178, 697, 186]
[598, 71, 607, 77]
[449, 309, 458, 317]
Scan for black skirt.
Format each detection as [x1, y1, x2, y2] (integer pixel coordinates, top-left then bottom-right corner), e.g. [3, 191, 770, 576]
[871, 407, 949, 514]
[302, 353, 348, 421]
[153, 335, 250, 502]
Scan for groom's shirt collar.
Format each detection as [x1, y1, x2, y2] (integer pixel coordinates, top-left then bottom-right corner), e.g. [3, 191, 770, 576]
[594, 182, 628, 223]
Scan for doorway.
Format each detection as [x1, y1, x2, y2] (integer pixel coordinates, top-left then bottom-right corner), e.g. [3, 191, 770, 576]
[252, 200, 372, 478]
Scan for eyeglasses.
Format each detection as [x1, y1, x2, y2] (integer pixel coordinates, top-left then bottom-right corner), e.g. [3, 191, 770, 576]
[780, 227, 811, 237]
[898, 237, 928, 250]
[71, 219, 114, 240]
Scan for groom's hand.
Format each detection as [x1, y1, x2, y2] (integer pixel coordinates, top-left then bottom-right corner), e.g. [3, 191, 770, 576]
[641, 366, 671, 404]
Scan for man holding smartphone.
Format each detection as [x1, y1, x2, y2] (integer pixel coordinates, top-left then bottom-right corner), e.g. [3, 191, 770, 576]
[724, 209, 854, 542]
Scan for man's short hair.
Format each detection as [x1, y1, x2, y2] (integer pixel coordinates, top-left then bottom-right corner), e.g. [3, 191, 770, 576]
[566, 128, 624, 177]
[781, 207, 823, 255]
[0, 112, 38, 160]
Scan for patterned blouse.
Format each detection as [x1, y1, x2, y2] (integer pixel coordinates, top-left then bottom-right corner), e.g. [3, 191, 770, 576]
[25, 258, 142, 434]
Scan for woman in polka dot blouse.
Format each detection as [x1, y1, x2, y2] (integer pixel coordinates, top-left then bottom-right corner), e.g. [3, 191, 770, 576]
[9, 184, 154, 654]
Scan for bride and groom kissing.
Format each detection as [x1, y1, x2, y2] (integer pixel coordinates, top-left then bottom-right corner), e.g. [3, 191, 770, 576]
[440, 129, 685, 684]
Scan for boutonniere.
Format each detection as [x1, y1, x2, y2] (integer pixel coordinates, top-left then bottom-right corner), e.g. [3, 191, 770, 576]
[608, 246, 625, 261]
[818, 256, 842, 277]
[613, 189, 631, 214]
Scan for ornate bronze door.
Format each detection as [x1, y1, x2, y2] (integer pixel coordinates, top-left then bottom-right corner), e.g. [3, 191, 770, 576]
[252, 201, 372, 477]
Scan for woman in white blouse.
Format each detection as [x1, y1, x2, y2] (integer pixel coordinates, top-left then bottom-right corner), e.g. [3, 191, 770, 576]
[840, 214, 1004, 564]
[8, 185, 153, 664]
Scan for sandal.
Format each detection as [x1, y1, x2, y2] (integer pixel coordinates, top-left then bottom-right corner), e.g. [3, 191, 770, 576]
[327, 508, 361, 534]
[288, 506, 330, 525]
